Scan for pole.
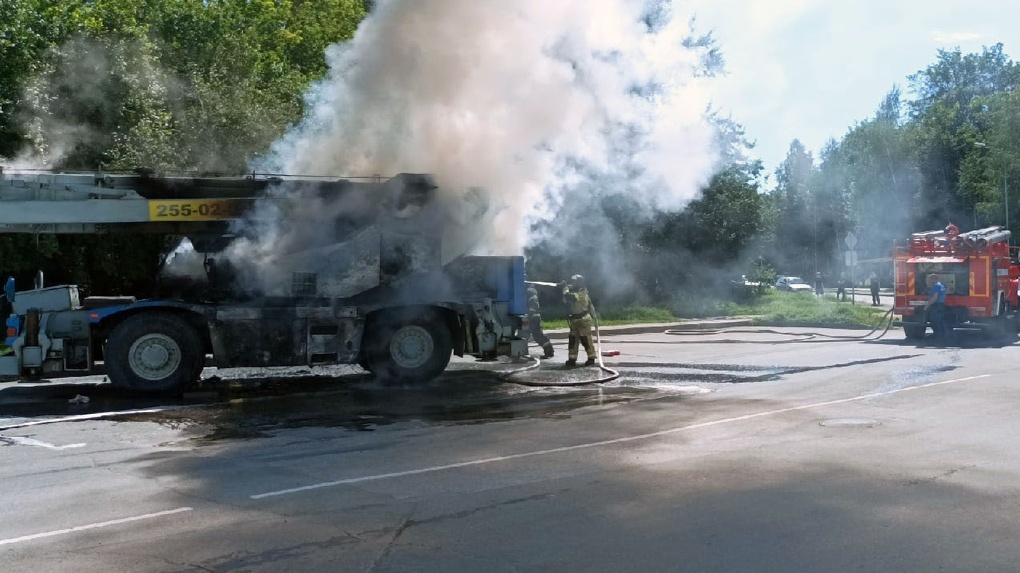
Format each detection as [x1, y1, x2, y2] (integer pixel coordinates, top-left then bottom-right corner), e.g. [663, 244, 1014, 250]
[1005, 171, 1009, 233]
[851, 261, 855, 305]
[813, 204, 818, 276]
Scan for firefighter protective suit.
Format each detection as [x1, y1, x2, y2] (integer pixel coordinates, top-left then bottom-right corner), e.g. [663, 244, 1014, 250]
[562, 278, 596, 366]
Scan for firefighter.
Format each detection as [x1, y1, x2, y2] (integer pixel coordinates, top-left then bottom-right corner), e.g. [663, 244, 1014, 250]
[559, 274, 596, 367]
[526, 286, 555, 359]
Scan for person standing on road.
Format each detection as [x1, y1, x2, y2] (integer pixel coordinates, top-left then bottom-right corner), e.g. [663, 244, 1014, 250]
[560, 274, 596, 367]
[814, 272, 824, 297]
[925, 273, 948, 339]
[869, 272, 881, 306]
[526, 286, 555, 359]
[836, 274, 847, 301]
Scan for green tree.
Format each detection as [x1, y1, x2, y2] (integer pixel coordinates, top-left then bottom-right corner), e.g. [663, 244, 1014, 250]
[1, 0, 367, 296]
[906, 44, 1020, 229]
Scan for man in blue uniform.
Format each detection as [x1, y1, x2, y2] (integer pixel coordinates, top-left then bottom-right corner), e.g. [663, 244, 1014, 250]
[924, 273, 948, 339]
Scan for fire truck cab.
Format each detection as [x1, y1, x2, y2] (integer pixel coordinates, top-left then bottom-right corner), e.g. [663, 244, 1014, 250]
[894, 226, 1020, 339]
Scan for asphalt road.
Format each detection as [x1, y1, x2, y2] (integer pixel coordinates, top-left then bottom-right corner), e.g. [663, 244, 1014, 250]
[3, 324, 1020, 572]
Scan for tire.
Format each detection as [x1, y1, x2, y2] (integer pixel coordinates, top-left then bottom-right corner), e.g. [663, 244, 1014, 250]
[105, 312, 204, 394]
[357, 354, 373, 373]
[903, 318, 926, 340]
[367, 314, 453, 384]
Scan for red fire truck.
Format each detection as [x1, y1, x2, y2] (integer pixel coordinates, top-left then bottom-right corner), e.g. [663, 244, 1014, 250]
[894, 225, 1020, 339]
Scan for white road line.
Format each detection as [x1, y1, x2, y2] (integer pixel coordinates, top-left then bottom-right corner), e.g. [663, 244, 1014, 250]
[1, 436, 86, 450]
[251, 374, 991, 500]
[0, 408, 169, 431]
[0, 507, 193, 546]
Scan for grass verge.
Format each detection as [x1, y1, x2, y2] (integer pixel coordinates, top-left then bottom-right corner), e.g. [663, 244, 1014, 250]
[542, 307, 677, 330]
[542, 291, 889, 330]
[719, 290, 890, 328]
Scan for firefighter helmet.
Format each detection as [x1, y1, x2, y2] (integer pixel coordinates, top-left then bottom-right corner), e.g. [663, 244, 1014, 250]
[569, 274, 585, 289]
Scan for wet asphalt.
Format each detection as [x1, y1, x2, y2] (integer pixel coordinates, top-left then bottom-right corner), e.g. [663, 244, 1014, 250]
[4, 324, 1020, 572]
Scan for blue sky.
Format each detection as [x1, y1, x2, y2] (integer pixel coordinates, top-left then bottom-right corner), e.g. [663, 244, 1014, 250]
[687, 0, 1018, 177]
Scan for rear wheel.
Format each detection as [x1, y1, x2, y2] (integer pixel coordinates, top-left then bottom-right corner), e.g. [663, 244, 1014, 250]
[105, 312, 204, 394]
[367, 314, 453, 384]
[903, 316, 926, 340]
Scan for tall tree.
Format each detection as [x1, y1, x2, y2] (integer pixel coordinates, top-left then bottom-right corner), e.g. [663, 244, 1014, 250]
[906, 44, 1020, 229]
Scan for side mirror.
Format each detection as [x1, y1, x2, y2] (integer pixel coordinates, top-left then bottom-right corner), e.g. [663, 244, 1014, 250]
[4, 277, 14, 302]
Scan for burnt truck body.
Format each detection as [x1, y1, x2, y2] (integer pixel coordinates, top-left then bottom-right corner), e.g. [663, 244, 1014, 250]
[0, 170, 528, 393]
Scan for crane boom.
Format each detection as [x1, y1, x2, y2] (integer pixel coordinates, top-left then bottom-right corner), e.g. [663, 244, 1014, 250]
[0, 168, 270, 234]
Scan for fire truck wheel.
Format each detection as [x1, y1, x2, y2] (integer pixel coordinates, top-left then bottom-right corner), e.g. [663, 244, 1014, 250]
[105, 312, 204, 395]
[369, 316, 453, 384]
[903, 322, 926, 340]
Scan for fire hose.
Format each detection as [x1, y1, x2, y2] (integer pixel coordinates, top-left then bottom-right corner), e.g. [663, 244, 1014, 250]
[502, 300, 620, 387]
[661, 307, 897, 343]
[502, 284, 898, 385]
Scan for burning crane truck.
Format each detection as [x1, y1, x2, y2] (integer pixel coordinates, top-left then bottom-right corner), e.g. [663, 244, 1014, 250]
[0, 169, 529, 393]
[894, 225, 1020, 339]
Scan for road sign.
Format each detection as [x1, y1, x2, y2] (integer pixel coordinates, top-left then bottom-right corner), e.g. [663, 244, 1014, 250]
[845, 250, 858, 266]
[844, 232, 858, 249]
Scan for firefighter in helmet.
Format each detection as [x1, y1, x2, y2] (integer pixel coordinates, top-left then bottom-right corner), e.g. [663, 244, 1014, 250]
[559, 274, 596, 367]
[526, 286, 555, 359]
[944, 222, 959, 238]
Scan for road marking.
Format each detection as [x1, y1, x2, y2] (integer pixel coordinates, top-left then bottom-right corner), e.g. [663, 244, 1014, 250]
[1, 436, 86, 450]
[0, 408, 170, 431]
[251, 374, 991, 500]
[0, 507, 193, 546]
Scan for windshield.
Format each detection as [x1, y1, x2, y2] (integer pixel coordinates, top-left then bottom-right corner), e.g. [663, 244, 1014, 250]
[788, 278, 806, 284]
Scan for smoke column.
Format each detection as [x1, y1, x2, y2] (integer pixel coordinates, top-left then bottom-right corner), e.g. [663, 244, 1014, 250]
[254, 0, 721, 255]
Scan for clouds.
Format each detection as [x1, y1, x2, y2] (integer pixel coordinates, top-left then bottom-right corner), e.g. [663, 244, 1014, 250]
[685, 0, 1016, 173]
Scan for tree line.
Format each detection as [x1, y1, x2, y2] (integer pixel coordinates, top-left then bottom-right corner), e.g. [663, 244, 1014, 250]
[531, 44, 1020, 307]
[1, 2, 1017, 308]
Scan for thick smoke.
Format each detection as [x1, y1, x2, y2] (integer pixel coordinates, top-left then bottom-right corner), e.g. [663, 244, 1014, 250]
[251, 0, 721, 257]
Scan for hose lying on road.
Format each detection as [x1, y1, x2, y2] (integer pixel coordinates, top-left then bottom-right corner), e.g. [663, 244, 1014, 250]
[503, 307, 896, 385]
[502, 301, 620, 387]
[662, 308, 896, 343]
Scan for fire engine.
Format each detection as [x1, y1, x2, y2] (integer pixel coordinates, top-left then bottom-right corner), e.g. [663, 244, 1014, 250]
[894, 225, 1020, 338]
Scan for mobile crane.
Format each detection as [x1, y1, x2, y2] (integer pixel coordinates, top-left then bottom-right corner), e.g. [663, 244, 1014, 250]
[0, 168, 528, 393]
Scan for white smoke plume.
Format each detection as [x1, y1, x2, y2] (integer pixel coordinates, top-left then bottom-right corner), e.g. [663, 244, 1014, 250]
[253, 0, 721, 255]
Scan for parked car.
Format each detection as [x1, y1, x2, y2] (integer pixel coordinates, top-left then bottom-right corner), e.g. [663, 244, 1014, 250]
[775, 276, 813, 292]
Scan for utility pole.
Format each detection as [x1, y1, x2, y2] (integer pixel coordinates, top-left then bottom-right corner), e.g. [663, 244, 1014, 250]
[999, 169, 1007, 232]
[975, 141, 1009, 231]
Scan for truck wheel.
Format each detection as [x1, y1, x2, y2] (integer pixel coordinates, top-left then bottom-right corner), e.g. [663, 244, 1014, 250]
[903, 320, 926, 340]
[357, 354, 373, 373]
[105, 313, 203, 394]
[370, 317, 453, 384]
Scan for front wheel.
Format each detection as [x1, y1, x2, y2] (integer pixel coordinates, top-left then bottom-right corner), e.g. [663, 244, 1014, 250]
[367, 316, 453, 384]
[105, 312, 204, 394]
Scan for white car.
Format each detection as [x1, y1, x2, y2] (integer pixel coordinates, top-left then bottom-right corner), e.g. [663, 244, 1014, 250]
[775, 276, 813, 292]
